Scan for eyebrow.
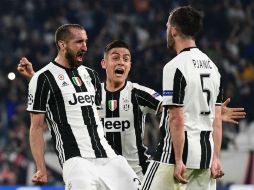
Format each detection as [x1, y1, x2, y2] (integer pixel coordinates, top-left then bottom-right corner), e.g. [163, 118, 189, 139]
[111, 52, 131, 57]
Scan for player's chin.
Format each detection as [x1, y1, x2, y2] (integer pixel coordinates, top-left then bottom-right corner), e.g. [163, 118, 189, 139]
[74, 60, 84, 67]
[115, 75, 126, 82]
[35, 182, 47, 186]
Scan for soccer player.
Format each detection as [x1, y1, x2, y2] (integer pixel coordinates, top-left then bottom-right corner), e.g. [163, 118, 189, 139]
[18, 40, 163, 180]
[99, 40, 162, 179]
[23, 24, 140, 190]
[18, 40, 245, 183]
[141, 6, 227, 190]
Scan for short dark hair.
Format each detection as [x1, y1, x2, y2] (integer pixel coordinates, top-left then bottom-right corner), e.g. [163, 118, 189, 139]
[55, 24, 85, 50]
[169, 6, 202, 37]
[104, 40, 130, 57]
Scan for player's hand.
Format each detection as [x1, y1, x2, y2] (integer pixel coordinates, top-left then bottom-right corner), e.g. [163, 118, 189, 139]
[174, 160, 188, 184]
[211, 158, 224, 179]
[17, 57, 35, 80]
[32, 170, 48, 185]
[222, 98, 246, 124]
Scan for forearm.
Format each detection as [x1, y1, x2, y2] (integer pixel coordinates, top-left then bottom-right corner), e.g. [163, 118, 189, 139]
[213, 107, 222, 159]
[169, 109, 185, 162]
[30, 125, 46, 171]
[26, 71, 35, 81]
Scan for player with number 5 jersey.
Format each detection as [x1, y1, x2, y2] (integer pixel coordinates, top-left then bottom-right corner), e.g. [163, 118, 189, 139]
[142, 6, 224, 190]
[154, 47, 223, 166]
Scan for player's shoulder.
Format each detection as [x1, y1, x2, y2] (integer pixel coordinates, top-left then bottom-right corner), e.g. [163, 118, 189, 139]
[131, 81, 160, 96]
[29, 62, 54, 87]
[82, 65, 95, 72]
[79, 65, 99, 78]
[130, 81, 146, 90]
[32, 62, 54, 80]
[163, 55, 181, 72]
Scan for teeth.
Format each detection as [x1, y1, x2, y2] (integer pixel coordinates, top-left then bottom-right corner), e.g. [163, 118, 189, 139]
[115, 69, 124, 75]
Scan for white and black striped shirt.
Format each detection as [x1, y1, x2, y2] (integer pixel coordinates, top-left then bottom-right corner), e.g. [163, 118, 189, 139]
[27, 61, 116, 166]
[154, 47, 223, 169]
[98, 81, 162, 174]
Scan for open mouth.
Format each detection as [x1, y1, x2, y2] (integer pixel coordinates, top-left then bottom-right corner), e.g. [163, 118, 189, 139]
[76, 52, 85, 62]
[115, 68, 124, 76]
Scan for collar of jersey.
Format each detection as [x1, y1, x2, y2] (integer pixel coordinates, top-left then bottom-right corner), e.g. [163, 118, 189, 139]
[179, 47, 197, 54]
[52, 61, 80, 71]
[104, 80, 127, 93]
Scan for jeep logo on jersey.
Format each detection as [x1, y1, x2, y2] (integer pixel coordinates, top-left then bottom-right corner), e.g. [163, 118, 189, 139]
[72, 77, 82, 86]
[101, 118, 130, 132]
[108, 100, 117, 111]
[68, 93, 95, 105]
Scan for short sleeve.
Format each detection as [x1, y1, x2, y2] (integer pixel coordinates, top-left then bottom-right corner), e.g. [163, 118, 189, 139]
[27, 73, 50, 113]
[163, 64, 186, 106]
[216, 74, 223, 106]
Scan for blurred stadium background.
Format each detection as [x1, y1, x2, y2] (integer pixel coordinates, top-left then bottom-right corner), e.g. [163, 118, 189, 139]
[0, 0, 254, 189]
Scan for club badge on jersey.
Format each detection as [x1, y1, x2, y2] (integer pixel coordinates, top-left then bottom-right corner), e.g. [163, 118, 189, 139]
[122, 97, 130, 111]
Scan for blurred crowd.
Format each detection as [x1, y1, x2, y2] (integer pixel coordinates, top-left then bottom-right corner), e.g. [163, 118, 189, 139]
[0, 0, 253, 185]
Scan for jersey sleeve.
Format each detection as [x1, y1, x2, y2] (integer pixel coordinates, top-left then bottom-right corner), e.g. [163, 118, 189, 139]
[27, 73, 50, 113]
[216, 73, 223, 106]
[133, 83, 162, 114]
[163, 63, 186, 106]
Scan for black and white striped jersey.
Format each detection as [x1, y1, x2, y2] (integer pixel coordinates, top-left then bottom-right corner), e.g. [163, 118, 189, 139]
[98, 81, 162, 174]
[27, 61, 116, 166]
[154, 47, 223, 169]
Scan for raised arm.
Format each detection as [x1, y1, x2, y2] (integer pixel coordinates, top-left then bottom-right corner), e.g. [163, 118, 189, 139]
[30, 113, 48, 184]
[17, 57, 35, 80]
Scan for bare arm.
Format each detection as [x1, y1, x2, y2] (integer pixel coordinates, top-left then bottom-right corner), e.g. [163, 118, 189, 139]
[222, 98, 246, 124]
[211, 106, 224, 179]
[17, 57, 35, 80]
[169, 106, 188, 184]
[30, 113, 48, 184]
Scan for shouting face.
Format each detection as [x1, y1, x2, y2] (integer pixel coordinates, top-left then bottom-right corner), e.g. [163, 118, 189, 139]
[63, 28, 88, 68]
[102, 47, 131, 88]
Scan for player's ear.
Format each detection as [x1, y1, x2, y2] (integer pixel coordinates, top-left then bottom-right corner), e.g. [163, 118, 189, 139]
[171, 26, 178, 37]
[58, 40, 65, 50]
[101, 59, 106, 69]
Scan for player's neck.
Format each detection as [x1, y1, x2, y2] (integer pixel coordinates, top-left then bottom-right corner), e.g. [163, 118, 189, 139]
[106, 79, 125, 92]
[175, 38, 196, 54]
[55, 55, 70, 68]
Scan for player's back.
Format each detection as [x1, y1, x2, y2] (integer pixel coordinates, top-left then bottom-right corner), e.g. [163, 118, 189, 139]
[154, 47, 222, 169]
[171, 47, 221, 132]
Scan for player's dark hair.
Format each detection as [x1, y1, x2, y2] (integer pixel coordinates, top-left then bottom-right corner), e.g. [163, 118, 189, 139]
[55, 24, 85, 50]
[104, 40, 130, 56]
[169, 6, 202, 37]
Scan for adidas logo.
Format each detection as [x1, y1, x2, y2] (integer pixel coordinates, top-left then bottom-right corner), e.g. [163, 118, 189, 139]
[62, 81, 69, 87]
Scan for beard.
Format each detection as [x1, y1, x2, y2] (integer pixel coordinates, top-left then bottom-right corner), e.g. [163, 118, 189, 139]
[167, 31, 175, 51]
[65, 47, 84, 68]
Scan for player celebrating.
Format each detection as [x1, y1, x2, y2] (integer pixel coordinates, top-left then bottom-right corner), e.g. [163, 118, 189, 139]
[142, 6, 231, 190]
[18, 39, 244, 184]
[18, 40, 163, 180]
[99, 40, 162, 179]
[23, 24, 140, 190]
